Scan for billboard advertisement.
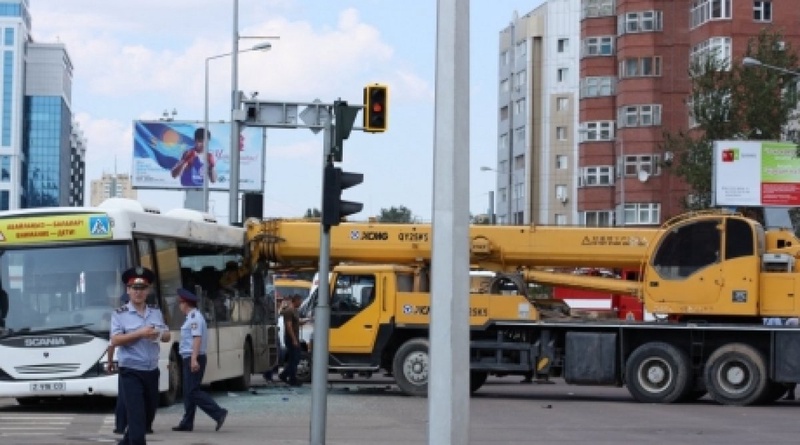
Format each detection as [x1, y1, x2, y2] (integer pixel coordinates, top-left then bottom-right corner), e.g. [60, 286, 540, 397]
[713, 140, 800, 206]
[132, 121, 264, 191]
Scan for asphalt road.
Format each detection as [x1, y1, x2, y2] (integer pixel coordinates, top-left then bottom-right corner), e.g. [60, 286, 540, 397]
[2, 375, 800, 444]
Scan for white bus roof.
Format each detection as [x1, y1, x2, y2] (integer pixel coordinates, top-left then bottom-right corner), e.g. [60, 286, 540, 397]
[0, 198, 244, 247]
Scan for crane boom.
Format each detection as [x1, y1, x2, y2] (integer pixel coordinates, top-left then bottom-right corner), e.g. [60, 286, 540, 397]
[246, 219, 659, 271]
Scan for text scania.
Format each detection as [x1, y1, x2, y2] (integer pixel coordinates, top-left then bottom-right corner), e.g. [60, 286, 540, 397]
[360, 231, 389, 241]
[25, 337, 67, 347]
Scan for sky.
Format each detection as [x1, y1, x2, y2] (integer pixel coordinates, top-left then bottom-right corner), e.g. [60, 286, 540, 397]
[30, 0, 545, 223]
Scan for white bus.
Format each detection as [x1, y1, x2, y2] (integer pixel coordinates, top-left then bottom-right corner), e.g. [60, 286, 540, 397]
[0, 198, 279, 405]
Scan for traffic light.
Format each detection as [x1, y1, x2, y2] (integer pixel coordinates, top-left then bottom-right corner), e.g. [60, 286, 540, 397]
[363, 84, 388, 132]
[322, 163, 364, 226]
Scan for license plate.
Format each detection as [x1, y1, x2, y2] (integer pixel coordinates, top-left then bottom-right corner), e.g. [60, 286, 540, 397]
[30, 382, 65, 392]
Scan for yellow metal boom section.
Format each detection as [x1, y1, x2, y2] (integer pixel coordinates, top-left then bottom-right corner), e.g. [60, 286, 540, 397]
[246, 219, 659, 271]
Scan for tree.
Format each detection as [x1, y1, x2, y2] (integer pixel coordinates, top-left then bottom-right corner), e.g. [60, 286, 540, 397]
[378, 206, 414, 223]
[304, 208, 320, 218]
[661, 29, 799, 211]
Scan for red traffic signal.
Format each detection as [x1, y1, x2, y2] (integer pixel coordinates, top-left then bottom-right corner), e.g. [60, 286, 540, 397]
[363, 84, 388, 132]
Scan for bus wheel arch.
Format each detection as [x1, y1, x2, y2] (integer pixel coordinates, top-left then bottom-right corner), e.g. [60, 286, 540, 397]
[625, 341, 692, 403]
[229, 338, 253, 391]
[704, 342, 768, 406]
[392, 338, 430, 397]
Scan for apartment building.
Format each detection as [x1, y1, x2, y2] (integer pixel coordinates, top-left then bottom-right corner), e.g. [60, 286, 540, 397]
[497, 0, 800, 226]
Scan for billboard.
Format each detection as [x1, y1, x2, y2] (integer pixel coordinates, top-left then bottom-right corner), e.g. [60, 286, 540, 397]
[132, 121, 264, 191]
[713, 140, 800, 206]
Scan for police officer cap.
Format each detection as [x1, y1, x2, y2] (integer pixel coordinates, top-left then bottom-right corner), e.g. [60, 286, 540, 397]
[177, 288, 198, 304]
[121, 267, 155, 288]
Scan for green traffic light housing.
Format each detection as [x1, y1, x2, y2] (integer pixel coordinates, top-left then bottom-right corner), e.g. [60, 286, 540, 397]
[363, 84, 388, 132]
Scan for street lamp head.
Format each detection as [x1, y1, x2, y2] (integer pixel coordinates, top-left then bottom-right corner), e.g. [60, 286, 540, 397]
[742, 57, 762, 67]
[251, 42, 272, 52]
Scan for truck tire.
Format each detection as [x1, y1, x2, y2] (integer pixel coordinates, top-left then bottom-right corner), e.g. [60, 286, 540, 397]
[228, 341, 253, 391]
[470, 371, 488, 393]
[704, 343, 768, 406]
[625, 342, 691, 403]
[159, 348, 181, 407]
[392, 338, 429, 397]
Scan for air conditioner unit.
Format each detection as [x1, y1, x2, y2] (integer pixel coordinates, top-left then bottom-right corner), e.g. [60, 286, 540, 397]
[558, 194, 568, 204]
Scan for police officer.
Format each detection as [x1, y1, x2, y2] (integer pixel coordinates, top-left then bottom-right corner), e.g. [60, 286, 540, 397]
[110, 267, 171, 445]
[172, 288, 228, 432]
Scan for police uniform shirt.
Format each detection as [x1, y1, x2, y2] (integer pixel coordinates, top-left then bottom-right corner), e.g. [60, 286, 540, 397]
[110, 302, 165, 371]
[179, 308, 208, 357]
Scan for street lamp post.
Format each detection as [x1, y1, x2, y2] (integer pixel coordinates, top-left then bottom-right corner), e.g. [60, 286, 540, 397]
[204, 42, 272, 213]
[742, 57, 800, 77]
[480, 165, 511, 224]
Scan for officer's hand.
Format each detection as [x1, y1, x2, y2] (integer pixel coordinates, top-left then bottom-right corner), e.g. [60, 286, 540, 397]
[191, 357, 200, 373]
[106, 362, 117, 374]
[140, 324, 158, 340]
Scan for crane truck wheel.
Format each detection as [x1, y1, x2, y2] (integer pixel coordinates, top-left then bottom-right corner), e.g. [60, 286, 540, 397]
[704, 343, 768, 406]
[392, 338, 430, 397]
[625, 342, 692, 403]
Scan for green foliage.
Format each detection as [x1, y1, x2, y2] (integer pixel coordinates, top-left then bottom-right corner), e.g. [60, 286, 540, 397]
[304, 208, 321, 218]
[378, 206, 414, 223]
[661, 29, 800, 210]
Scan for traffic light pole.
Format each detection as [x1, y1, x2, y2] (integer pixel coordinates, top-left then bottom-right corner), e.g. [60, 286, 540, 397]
[310, 117, 333, 445]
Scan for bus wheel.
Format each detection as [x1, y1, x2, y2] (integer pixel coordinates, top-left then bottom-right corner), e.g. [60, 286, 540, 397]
[159, 349, 181, 407]
[625, 342, 691, 403]
[229, 341, 253, 391]
[470, 371, 488, 394]
[704, 343, 768, 406]
[296, 351, 312, 384]
[392, 338, 429, 397]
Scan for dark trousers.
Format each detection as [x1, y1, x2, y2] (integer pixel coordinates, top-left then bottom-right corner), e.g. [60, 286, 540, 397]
[177, 355, 226, 429]
[115, 381, 126, 431]
[280, 338, 301, 384]
[118, 367, 159, 445]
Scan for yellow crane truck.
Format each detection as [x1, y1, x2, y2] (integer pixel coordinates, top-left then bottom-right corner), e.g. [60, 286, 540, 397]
[245, 210, 800, 406]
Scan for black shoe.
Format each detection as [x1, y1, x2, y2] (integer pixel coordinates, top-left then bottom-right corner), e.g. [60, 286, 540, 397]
[278, 373, 289, 384]
[216, 410, 228, 432]
[113, 429, 124, 434]
[172, 425, 192, 432]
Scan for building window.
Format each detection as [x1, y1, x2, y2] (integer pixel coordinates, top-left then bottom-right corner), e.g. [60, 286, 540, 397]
[500, 106, 509, 121]
[499, 133, 508, 150]
[557, 68, 569, 82]
[754, 1, 772, 21]
[557, 38, 569, 53]
[618, 104, 662, 127]
[2, 51, 11, 146]
[580, 210, 614, 227]
[556, 126, 568, 141]
[516, 127, 525, 142]
[554, 214, 567, 225]
[500, 79, 509, 93]
[516, 40, 526, 57]
[624, 203, 660, 225]
[555, 185, 568, 203]
[579, 166, 614, 186]
[691, 37, 732, 72]
[623, 155, 662, 177]
[619, 11, 663, 34]
[582, 0, 615, 19]
[515, 98, 526, 115]
[583, 36, 614, 57]
[0, 155, 8, 182]
[501, 50, 509, 66]
[581, 76, 615, 97]
[514, 154, 525, 170]
[691, 0, 732, 29]
[3, 28, 12, 46]
[516, 70, 526, 89]
[556, 155, 568, 169]
[0, 190, 7, 211]
[620, 57, 662, 77]
[557, 97, 569, 111]
[580, 121, 614, 141]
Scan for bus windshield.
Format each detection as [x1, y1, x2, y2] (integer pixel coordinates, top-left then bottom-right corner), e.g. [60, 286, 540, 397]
[0, 243, 129, 334]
